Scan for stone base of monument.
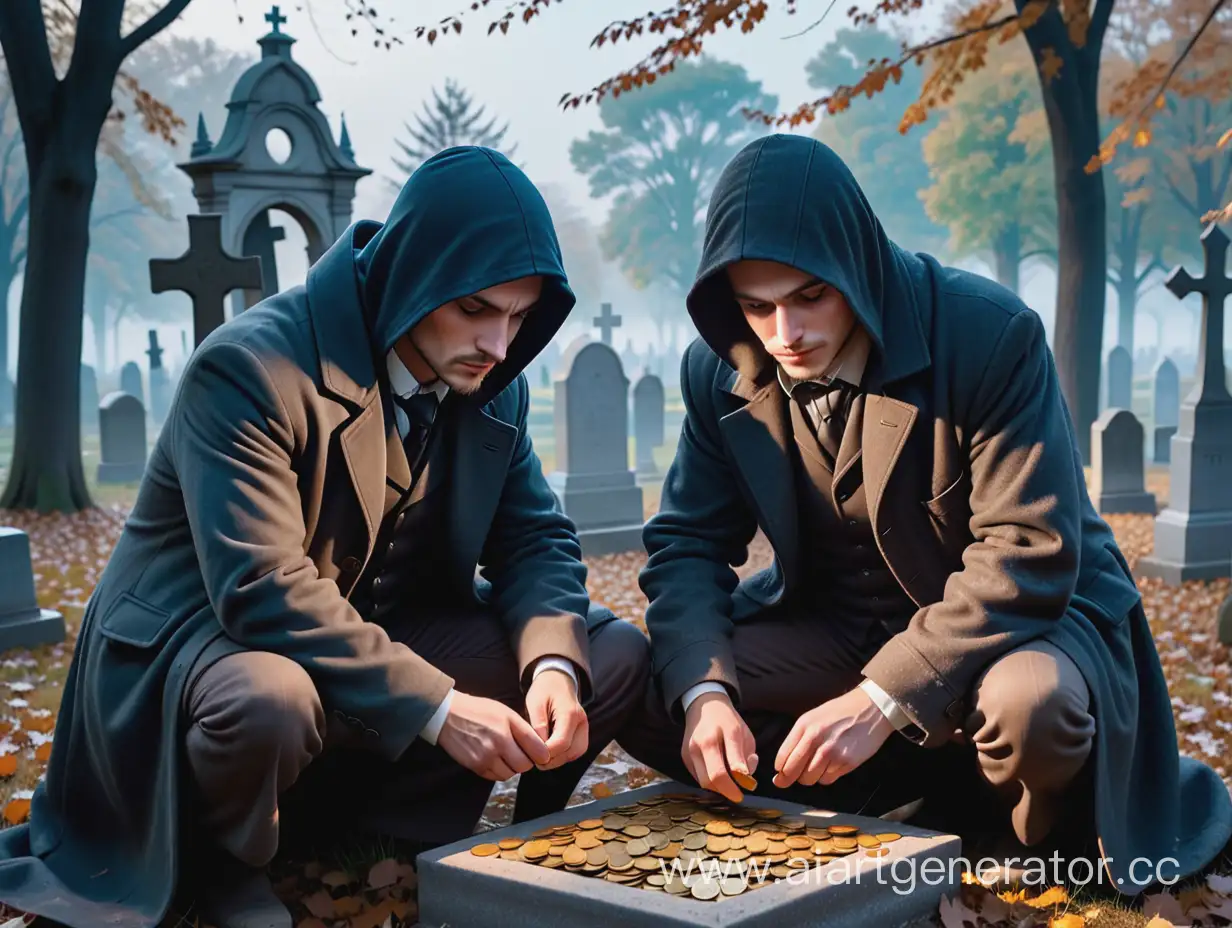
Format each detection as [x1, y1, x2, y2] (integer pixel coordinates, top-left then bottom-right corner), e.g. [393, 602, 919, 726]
[1137, 509, 1232, 583]
[548, 471, 645, 556]
[417, 782, 961, 928]
[1094, 489, 1157, 515]
[0, 529, 65, 650]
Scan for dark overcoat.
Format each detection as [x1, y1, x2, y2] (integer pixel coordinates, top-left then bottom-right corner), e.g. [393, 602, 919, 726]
[0, 147, 608, 927]
[641, 134, 1232, 892]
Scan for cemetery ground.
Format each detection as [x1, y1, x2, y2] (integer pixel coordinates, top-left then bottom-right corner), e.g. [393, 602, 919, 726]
[0, 456, 1230, 928]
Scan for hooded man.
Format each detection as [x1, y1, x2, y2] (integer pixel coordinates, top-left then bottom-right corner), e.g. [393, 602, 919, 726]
[617, 135, 1232, 891]
[0, 147, 649, 928]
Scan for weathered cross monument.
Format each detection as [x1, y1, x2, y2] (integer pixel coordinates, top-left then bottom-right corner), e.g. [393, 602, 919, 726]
[1136, 222, 1232, 589]
[149, 214, 263, 348]
[594, 302, 622, 347]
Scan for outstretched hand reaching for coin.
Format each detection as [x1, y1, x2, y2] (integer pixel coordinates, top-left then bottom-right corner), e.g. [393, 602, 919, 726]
[682, 690, 758, 803]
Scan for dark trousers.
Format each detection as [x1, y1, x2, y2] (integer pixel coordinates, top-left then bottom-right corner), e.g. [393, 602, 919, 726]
[617, 608, 1097, 850]
[183, 608, 650, 866]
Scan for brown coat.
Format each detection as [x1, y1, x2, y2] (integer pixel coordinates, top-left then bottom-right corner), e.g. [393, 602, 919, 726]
[642, 256, 1232, 891]
[0, 225, 605, 927]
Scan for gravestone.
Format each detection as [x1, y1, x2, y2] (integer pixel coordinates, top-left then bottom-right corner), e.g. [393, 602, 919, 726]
[146, 330, 171, 429]
[120, 361, 144, 406]
[1138, 223, 1232, 584]
[97, 392, 147, 483]
[632, 371, 665, 484]
[0, 528, 65, 651]
[1105, 345, 1133, 411]
[417, 782, 961, 928]
[149, 214, 263, 348]
[1090, 409, 1156, 514]
[546, 337, 643, 555]
[80, 364, 99, 434]
[242, 209, 286, 301]
[594, 302, 621, 347]
[1153, 357, 1180, 464]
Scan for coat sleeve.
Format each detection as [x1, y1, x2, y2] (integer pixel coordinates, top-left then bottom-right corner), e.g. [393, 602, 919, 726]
[861, 308, 1084, 747]
[640, 341, 760, 720]
[173, 339, 455, 762]
[478, 374, 594, 700]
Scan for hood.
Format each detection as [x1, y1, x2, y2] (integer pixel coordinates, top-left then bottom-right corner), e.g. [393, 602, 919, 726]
[355, 145, 575, 404]
[687, 134, 921, 387]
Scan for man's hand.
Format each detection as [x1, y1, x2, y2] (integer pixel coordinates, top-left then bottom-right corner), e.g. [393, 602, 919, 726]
[682, 691, 758, 804]
[525, 668, 589, 771]
[773, 686, 895, 789]
[437, 691, 551, 781]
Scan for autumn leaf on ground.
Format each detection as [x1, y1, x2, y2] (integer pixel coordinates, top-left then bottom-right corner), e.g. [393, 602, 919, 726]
[0, 756, 16, 778]
[3, 800, 29, 825]
[939, 892, 983, 928]
[1049, 914, 1085, 927]
[1143, 891, 1188, 925]
[367, 857, 400, 890]
[1144, 917, 1179, 928]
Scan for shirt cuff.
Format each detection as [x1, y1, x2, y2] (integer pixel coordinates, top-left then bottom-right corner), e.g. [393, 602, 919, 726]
[859, 678, 914, 731]
[681, 681, 730, 714]
[419, 687, 455, 745]
[532, 656, 579, 695]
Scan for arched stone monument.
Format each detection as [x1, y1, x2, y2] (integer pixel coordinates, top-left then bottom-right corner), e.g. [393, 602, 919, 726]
[176, 5, 370, 318]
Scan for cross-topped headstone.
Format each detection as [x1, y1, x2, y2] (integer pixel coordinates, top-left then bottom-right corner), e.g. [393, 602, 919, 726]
[593, 302, 621, 347]
[146, 330, 164, 370]
[1137, 221, 1232, 587]
[265, 5, 287, 32]
[1166, 222, 1230, 404]
[150, 214, 264, 348]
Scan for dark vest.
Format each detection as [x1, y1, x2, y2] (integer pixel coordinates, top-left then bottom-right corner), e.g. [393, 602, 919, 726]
[350, 401, 454, 625]
[786, 391, 916, 638]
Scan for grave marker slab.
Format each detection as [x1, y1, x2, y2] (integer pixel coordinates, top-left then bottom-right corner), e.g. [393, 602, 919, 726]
[633, 371, 666, 485]
[97, 392, 148, 484]
[1138, 223, 1232, 584]
[80, 363, 99, 434]
[1091, 409, 1156, 514]
[1153, 357, 1180, 429]
[120, 361, 144, 407]
[417, 782, 961, 928]
[0, 528, 65, 651]
[1154, 425, 1178, 466]
[149, 214, 263, 348]
[547, 337, 643, 555]
[1105, 346, 1133, 411]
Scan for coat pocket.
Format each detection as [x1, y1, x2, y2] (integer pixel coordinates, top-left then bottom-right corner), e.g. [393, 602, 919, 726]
[97, 592, 178, 649]
[1071, 542, 1141, 629]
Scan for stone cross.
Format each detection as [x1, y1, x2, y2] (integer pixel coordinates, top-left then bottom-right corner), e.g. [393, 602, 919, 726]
[265, 4, 287, 31]
[146, 330, 172, 429]
[146, 329, 164, 371]
[1166, 222, 1230, 404]
[150, 214, 263, 348]
[593, 302, 621, 346]
[1137, 222, 1232, 585]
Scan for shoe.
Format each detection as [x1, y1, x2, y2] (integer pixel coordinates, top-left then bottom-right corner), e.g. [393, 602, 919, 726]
[197, 856, 292, 928]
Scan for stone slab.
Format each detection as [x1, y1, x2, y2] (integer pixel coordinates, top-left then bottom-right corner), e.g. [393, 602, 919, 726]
[1137, 509, 1232, 582]
[577, 524, 646, 557]
[417, 782, 962, 928]
[1094, 490, 1157, 515]
[0, 528, 65, 651]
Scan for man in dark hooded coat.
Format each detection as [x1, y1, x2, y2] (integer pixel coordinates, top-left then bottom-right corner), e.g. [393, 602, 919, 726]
[618, 134, 1232, 892]
[0, 146, 649, 928]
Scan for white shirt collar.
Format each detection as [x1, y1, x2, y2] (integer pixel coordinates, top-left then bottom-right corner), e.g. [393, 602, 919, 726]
[386, 348, 450, 401]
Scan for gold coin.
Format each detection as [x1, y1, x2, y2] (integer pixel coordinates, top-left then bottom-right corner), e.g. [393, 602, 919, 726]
[766, 841, 789, 855]
[806, 827, 831, 839]
[828, 824, 859, 836]
[666, 826, 690, 842]
[664, 876, 689, 895]
[471, 843, 500, 857]
[704, 820, 733, 836]
[832, 837, 858, 850]
[602, 815, 631, 830]
[625, 838, 650, 857]
[784, 836, 812, 850]
[574, 833, 601, 850]
[876, 832, 902, 843]
[867, 847, 890, 857]
[720, 876, 748, 896]
[634, 857, 660, 872]
[653, 843, 682, 859]
[521, 839, 552, 860]
[498, 838, 524, 850]
[857, 834, 881, 848]
[744, 834, 769, 854]
[770, 865, 793, 879]
[540, 856, 565, 868]
[706, 835, 733, 854]
[719, 848, 750, 862]
[731, 770, 757, 791]
[500, 850, 521, 861]
[608, 851, 634, 871]
[562, 847, 587, 867]
[756, 809, 783, 819]
[812, 840, 835, 855]
[646, 873, 667, 887]
[548, 845, 567, 858]
[579, 819, 604, 830]
[531, 827, 555, 837]
[586, 847, 609, 867]
[691, 878, 721, 901]
[646, 831, 670, 850]
[623, 824, 651, 838]
[683, 833, 708, 850]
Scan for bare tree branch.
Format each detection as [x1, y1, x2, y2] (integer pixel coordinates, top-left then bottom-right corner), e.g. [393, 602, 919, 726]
[119, 0, 196, 59]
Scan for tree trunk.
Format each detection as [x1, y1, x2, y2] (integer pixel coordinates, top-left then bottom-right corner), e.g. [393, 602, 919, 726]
[0, 101, 107, 511]
[992, 223, 1022, 295]
[1115, 270, 1138, 358]
[0, 262, 14, 425]
[1025, 14, 1108, 464]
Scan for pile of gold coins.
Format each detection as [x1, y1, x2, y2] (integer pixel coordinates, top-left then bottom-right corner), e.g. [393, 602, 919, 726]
[469, 792, 902, 901]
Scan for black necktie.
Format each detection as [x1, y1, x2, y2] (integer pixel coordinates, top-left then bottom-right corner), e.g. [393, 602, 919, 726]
[792, 380, 854, 464]
[393, 391, 439, 467]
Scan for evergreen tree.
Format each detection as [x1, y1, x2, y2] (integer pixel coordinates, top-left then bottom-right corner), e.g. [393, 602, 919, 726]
[390, 79, 517, 186]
